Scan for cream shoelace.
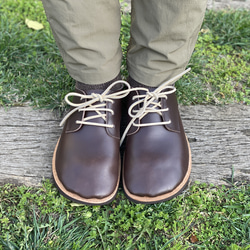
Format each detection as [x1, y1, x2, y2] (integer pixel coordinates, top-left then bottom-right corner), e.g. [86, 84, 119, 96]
[120, 68, 191, 145]
[60, 80, 131, 128]
[60, 68, 190, 144]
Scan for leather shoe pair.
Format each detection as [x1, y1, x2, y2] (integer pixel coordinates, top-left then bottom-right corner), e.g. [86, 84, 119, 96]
[53, 70, 191, 205]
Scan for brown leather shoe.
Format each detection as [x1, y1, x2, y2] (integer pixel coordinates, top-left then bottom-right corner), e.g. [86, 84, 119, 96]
[122, 70, 191, 204]
[53, 80, 130, 205]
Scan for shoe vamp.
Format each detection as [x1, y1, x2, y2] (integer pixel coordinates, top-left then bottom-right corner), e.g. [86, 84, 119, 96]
[56, 124, 120, 199]
[124, 115, 189, 197]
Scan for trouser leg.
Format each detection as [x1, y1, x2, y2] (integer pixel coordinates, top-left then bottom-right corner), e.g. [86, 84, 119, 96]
[127, 0, 207, 87]
[42, 0, 122, 84]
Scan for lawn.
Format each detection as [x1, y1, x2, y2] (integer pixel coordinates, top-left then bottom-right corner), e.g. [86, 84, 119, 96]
[0, 0, 250, 249]
[1, 180, 250, 249]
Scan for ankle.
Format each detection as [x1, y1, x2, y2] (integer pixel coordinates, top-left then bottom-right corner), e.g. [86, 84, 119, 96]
[76, 74, 121, 91]
[128, 76, 156, 92]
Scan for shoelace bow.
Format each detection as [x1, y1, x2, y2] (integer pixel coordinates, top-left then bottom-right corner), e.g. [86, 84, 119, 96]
[60, 80, 131, 128]
[120, 68, 191, 145]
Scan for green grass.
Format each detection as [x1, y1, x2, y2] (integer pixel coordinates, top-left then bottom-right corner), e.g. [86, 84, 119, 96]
[0, 1, 250, 249]
[175, 10, 250, 105]
[0, 180, 249, 249]
[0, 1, 249, 109]
[0, 0, 74, 112]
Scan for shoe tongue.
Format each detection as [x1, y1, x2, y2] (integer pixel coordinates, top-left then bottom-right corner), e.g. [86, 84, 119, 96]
[136, 89, 160, 110]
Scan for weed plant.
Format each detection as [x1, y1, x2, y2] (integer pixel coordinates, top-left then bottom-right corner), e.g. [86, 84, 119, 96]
[0, 1, 249, 109]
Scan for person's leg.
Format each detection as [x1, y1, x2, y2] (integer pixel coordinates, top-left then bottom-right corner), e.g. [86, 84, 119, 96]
[127, 0, 207, 86]
[123, 0, 207, 204]
[42, 0, 122, 84]
[42, 0, 129, 205]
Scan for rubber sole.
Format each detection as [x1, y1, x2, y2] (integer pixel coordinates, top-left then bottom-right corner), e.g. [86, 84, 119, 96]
[52, 138, 120, 205]
[122, 135, 192, 204]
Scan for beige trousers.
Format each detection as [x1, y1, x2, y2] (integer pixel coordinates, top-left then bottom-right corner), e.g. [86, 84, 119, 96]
[42, 0, 207, 87]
